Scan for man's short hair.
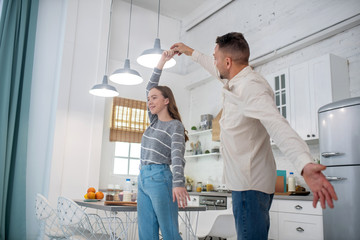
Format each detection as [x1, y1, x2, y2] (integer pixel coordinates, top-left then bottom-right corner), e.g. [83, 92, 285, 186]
[216, 32, 250, 64]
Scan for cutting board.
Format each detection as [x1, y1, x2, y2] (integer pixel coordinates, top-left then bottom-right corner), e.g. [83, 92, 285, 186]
[275, 191, 310, 196]
[104, 201, 137, 206]
[275, 176, 285, 193]
[276, 170, 287, 192]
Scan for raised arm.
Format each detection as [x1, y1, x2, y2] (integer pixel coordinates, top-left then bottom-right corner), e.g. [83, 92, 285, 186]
[171, 42, 226, 84]
[146, 50, 176, 122]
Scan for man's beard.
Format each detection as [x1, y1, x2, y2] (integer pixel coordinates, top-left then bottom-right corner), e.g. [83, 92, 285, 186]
[215, 66, 225, 79]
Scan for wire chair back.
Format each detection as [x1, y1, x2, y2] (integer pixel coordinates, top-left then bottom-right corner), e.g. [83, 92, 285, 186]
[57, 196, 113, 240]
[35, 193, 66, 239]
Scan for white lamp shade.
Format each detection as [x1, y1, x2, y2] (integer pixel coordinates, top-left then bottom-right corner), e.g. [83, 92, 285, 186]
[109, 59, 143, 85]
[137, 38, 176, 69]
[89, 75, 119, 97]
[137, 54, 176, 69]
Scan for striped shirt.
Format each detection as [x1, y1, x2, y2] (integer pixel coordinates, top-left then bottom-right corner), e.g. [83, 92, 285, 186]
[140, 68, 186, 188]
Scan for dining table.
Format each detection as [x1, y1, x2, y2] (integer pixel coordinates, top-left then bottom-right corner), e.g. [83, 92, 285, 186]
[74, 199, 206, 240]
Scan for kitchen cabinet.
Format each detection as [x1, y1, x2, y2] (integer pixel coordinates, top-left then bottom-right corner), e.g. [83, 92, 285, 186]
[266, 69, 291, 145]
[266, 54, 349, 142]
[289, 54, 349, 140]
[266, 69, 291, 123]
[269, 199, 323, 240]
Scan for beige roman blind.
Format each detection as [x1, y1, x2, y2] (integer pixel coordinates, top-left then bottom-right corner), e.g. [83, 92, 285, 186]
[110, 97, 149, 143]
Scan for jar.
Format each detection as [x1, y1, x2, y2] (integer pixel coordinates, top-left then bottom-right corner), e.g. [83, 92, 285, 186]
[206, 183, 213, 192]
[106, 184, 114, 201]
[113, 184, 120, 201]
[196, 182, 202, 192]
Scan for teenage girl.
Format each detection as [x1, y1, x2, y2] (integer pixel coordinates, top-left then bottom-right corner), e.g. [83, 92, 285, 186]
[137, 50, 190, 240]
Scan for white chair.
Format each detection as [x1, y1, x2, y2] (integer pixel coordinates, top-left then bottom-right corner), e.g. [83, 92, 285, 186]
[57, 196, 113, 240]
[196, 211, 237, 239]
[35, 193, 66, 239]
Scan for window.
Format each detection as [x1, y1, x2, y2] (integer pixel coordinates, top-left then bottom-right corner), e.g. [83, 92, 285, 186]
[114, 142, 140, 175]
[110, 97, 149, 143]
[110, 97, 149, 175]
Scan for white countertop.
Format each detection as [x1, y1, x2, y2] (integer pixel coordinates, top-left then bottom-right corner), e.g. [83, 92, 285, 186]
[188, 191, 314, 201]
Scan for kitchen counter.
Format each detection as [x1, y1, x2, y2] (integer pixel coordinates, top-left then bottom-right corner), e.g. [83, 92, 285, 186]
[188, 191, 232, 197]
[274, 194, 314, 201]
[188, 191, 314, 201]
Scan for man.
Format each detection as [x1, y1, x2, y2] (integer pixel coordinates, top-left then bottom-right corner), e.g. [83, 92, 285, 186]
[171, 32, 337, 240]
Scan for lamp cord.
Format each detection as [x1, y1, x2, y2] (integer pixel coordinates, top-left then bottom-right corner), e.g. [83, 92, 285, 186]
[105, 0, 114, 74]
[126, 0, 133, 59]
[157, 0, 160, 38]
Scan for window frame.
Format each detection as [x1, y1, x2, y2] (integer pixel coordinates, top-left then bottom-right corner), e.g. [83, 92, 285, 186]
[113, 142, 141, 176]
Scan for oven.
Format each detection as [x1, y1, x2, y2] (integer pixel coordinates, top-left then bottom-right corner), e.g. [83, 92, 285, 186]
[199, 195, 227, 210]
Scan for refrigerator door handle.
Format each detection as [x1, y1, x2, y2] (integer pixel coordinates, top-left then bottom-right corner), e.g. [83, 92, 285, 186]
[326, 176, 347, 181]
[321, 152, 343, 158]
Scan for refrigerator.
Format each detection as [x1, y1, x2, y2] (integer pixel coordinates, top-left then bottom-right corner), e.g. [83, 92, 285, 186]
[318, 96, 360, 240]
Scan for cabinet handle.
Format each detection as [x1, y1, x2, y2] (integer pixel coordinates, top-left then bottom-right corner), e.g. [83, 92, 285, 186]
[296, 227, 304, 232]
[311, 134, 315, 137]
[294, 205, 303, 210]
[307, 134, 310, 138]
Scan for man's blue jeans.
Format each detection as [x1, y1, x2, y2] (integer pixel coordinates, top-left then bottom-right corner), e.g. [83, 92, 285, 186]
[137, 164, 181, 240]
[232, 190, 274, 240]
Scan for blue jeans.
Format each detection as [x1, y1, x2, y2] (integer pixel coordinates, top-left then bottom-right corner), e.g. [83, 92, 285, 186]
[137, 164, 181, 240]
[232, 190, 274, 240]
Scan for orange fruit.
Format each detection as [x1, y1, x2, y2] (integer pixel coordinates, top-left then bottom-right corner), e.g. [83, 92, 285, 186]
[87, 192, 96, 199]
[95, 191, 104, 200]
[84, 193, 88, 199]
[87, 187, 96, 193]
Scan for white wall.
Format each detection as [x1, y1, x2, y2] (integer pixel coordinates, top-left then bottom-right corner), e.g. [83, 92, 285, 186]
[45, 0, 111, 205]
[27, 0, 67, 238]
[178, 0, 360, 70]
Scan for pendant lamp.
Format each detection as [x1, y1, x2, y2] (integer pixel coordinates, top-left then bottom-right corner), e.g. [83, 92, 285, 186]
[90, 0, 119, 97]
[109, 0, 143, 85]
[136, 0, 176, 69]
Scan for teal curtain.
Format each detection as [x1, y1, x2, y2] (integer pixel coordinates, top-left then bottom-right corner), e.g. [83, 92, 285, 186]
[0, 0, 39, 239]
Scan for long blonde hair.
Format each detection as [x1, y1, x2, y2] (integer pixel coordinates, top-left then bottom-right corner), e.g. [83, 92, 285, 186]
[152, 85, 189, 142]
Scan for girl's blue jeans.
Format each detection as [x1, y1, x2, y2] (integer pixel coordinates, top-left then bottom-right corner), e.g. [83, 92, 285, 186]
[137, 164, 182, 240]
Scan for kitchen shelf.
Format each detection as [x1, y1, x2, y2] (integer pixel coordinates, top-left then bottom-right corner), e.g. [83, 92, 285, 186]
[184, 152, 220, 159]
[188, 129, 212, 137]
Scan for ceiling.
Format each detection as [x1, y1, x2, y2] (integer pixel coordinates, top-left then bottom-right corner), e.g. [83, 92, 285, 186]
[121, 0, 233, 30]
[121, 0, 206, 20]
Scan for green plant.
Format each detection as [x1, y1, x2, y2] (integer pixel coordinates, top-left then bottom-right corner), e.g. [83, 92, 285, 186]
[205, 150, 210, 154]
[191, 126, 197, 130]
